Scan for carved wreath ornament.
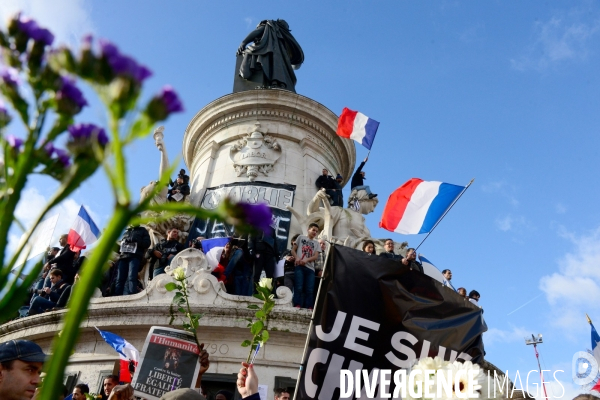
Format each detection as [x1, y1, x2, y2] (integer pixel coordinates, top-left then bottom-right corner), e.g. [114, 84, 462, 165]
[230, 123, 281, 181]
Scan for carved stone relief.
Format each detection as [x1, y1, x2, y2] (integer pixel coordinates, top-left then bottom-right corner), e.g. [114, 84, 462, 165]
[230, 123, 282, 181]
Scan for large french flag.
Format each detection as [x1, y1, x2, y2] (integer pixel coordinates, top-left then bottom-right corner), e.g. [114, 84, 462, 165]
[379, 178, 465, 235]
[201, 237, 231, 271]
[336, 107, 379, 150]
[95, 327, 139, 383]
[68, 205, 100, 251]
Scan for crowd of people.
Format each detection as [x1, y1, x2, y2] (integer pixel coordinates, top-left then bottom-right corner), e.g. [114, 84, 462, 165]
[0, 338, 273, 400]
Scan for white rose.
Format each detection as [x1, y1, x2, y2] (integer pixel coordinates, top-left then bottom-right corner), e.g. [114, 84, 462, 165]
[258, 277, 273, 290]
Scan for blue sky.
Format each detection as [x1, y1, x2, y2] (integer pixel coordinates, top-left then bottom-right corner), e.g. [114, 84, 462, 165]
[3, 0, 600, 397]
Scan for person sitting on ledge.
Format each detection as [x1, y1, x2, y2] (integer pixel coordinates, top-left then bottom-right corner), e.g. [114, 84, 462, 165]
[379, 239, 401, 260]
[168, 169, 191, 202]
[350, 155, 377, 199]
[28, 268, 68, 315]
[401, 248, 424, 273]
[146, 228, 185, 279]
[457, 287, 467, 297]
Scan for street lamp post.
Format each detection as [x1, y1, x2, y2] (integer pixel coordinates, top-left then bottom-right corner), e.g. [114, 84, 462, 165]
[525, 333, 548, 400]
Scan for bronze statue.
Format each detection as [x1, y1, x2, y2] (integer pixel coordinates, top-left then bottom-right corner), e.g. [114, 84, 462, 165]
[234, 19, 304, 93]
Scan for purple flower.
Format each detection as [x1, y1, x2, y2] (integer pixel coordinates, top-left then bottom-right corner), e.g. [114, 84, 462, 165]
[99, 39, 152, 83]
[54, 148, 71, 167]
[17, 17, 54, 46]
[67, 123, 109, 146]
[1, 69, 19, 87]
[157, 86, 184, 113]
[44, 142, 55, 157]
[0, 102, 10, 127]
[56, 76, 88, 111]
[238, 202, 273, 233]
[5, 134, 24, 150]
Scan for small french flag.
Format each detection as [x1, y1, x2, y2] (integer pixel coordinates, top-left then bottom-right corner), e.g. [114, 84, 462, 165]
[201, 237, 231, 271]
[68, 205, 100, 251]
[336, 107, 379, 150]
[379, 178, 465, 235]
[95, 327, 139, 383]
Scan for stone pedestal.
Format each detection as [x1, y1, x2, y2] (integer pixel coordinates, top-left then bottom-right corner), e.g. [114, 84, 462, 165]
[183, 89, 355, 240]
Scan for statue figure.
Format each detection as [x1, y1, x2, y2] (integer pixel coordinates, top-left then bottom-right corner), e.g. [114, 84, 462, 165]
[235, 19, 304, 93]
[348, 188, 379, 215]
[139, 126, 194, 248]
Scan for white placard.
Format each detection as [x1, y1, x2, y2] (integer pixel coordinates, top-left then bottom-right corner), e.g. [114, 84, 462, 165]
[258, 384, 268, 400]
[274, 259, 285, 278]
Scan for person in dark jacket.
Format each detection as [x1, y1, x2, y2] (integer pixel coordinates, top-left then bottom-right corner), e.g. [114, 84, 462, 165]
[350, 155, 377, 199]
[168, 170, 191, 202]
[114, 225, 151, 296]
[379, 239, 401, 260]
[249, 231, 278, 288]
[401, 248, 424, 273]
[331, 174, 344, 207]
[146, 228, 185, 278]
[45, 234, 77, 284]
[28, 269, 68, 315]
[315, 168, 337, 204]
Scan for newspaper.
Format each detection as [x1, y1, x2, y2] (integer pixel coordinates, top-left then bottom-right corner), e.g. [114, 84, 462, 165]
[132, 326, 201, 400]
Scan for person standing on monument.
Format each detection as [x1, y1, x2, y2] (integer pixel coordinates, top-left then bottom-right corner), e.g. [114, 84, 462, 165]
[401, 248, 424, 273]
[351, 155, 377, 199]
[315, 168, 337, 205]
[379, 239, 400, 260]
[114, 224, 151, 296]
[168, 170, 190, 202]
[248, 231, 278, 289]
[291, 223, 321, 309]
[332, 174, 344, 207]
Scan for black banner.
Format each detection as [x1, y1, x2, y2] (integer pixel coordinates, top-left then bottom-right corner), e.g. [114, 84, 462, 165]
[188, 181, 295, 253]
[297, 245, 487, 400]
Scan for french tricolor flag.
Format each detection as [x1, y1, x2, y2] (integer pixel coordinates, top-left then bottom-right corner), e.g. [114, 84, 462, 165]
[201, 237, 231, 271]
[67, 205, 100, 251]
[95, 327, 139, 383]
[379, 178, 465, 235]
[336, 107, 379, 150]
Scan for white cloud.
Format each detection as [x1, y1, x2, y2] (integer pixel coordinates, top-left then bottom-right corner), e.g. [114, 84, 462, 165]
[485, 325, 531, 346]
[555, 203, 567, 214]
[7, 187, 100, 259]
[511, 12, 600, 72]
[495, 214, 532, 233]
[539, 226, 600, 330]
[244, 17, 254, 29]
[482, 180, 519, 207]
[0, 0, 95, 47]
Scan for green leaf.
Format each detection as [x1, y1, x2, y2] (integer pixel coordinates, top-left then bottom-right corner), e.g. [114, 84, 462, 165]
[127, 113, 154, 142]
[251, 321, 264, 335]
[178, 307, 186, 313]
[255, 310, 265, 319]
[241, 340, 251, 347]
[165, 282, 177, 291]
[247, 304, 260, 310]
[261, 330, 270, 343]
[252, 294, 263, 301]
[173, 292, 183, 302]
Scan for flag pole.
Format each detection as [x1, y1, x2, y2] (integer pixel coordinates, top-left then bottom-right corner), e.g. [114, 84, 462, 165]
[292, 241, 334, 400]
[415, 178, 475, 251]
[587, 313, 593, 324]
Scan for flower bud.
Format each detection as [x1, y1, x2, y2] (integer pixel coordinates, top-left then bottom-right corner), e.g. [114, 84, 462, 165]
[144, 86, 184, 122]
[258, 277, 273, 291]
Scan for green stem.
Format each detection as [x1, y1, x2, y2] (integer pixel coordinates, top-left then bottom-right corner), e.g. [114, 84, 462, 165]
[39, 205, 133, 400]
[181, 280, 201, 350]
[0, 106, 46, 277]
